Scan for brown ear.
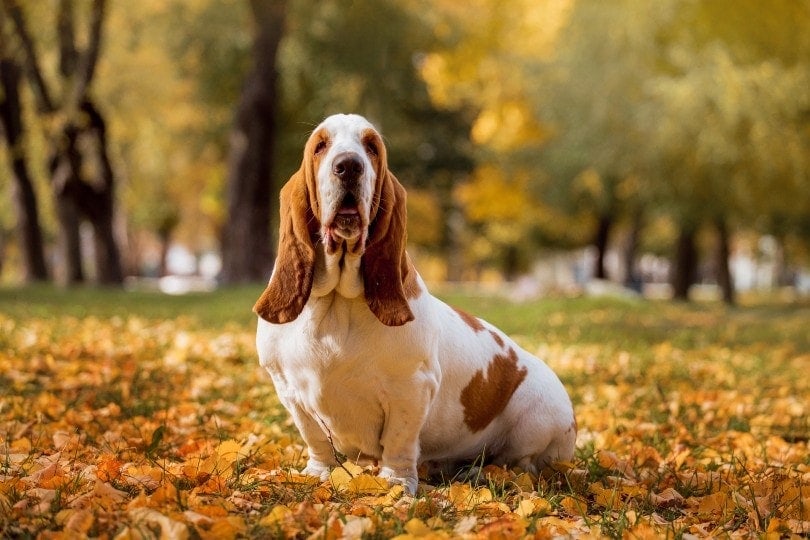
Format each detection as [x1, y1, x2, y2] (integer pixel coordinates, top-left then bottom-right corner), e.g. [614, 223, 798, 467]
[362, 171, 415, 327]
[253, 172, 316, 324]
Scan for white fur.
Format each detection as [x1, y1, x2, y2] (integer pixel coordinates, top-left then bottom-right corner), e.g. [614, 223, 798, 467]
[257, 115, 576, 494]
[316, 114, 375, 250]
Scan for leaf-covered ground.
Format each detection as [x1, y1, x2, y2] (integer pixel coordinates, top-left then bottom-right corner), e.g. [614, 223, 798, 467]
[1, 288, 808, 538]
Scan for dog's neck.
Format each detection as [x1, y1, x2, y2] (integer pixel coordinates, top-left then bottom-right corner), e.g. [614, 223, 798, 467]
[311, 240, 365, 300]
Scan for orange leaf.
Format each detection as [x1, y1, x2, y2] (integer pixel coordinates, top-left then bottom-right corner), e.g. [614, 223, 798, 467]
[96, 454, 124, 482]
[560, 496, 588, 517]
[477, 514, 527, 540]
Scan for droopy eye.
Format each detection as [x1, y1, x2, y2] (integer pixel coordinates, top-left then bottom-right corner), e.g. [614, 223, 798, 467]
[314, 140, 327, 155]
[364, 140, 379, 157]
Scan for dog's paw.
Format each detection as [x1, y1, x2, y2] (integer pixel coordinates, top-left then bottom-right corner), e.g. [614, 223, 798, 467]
[379, 466, 418, 495]
[302, 459, 332, 481]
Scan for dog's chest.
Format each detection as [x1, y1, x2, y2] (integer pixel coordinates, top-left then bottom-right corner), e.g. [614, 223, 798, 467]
[259, 295, 417, 455]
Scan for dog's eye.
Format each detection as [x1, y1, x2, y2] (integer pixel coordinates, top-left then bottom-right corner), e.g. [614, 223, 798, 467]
[314, 140, 327, 155]
[365, 141, 378, 157]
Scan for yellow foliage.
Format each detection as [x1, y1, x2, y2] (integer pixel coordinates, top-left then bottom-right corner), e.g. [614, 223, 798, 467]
[456, 165, 534, 223]
[471, 101, 550, 151]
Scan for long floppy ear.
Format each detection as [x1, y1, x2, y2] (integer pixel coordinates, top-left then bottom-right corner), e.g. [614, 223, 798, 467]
[253, 172, 316, 324]
[362, 170, 415, 327]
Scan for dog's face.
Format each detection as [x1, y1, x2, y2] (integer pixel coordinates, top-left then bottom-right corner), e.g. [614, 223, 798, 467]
[309, 114, 387, 255]
[254, 113, 414, 327]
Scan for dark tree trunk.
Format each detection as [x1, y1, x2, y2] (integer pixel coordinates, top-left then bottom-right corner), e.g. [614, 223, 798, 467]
[220, 0, 286, 284]
[0, 58, 49, 281]
[502, 245, 520, 281]
[593, 213, 612, 280]
[50, 128, 85, 283]
[57, 200, 84, 283]
[671, 223, 698, 301]
[715, 217, 735, 306]
[623, 209, 643, 290]
[443, 202, 465, 282]
[80, 100, 123, 284]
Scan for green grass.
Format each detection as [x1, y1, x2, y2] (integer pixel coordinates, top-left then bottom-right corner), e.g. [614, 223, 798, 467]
[439, 289, 810, 354]
[0, 284, 264, 329]
[4, 284, 807, 352]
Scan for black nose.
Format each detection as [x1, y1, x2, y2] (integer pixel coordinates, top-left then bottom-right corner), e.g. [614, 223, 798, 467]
[333, 154, 364, 185]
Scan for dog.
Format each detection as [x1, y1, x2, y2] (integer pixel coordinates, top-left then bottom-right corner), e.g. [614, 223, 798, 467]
[254, 114, 576, 494]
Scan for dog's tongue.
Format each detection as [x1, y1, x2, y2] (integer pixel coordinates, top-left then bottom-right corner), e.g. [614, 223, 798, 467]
[338, 205, 359, 216]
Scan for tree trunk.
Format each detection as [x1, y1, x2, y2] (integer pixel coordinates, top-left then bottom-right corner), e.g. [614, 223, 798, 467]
[440, 176, 465, 281]
[51, 134, 85, 284]
[220, 0, 286, 284]
[81, 100, 123, 284]
[593, 214, 612, 280]
[671, 223, 698, 301]
[623, 209, 643, 290]
[502, 245, 520, 281]
[0, 58, 49, 281]
[715, 217, 735, 306]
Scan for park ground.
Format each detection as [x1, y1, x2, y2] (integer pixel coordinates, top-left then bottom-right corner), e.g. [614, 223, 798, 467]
[0, 286, 808, 538]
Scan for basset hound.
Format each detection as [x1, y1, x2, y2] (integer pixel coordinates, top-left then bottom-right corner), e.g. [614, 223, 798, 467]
[254, 114, 576, 494]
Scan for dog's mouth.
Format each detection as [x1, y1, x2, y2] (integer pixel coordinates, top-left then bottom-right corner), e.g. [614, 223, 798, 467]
[324, 193, 365, 253]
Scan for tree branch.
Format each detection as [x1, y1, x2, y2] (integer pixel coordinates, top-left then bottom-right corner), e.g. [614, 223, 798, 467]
[1, 0, 55, 113]
[70, 0, 105, 107]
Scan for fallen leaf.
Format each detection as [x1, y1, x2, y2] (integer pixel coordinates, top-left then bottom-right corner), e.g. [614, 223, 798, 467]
[128, 507, 189, 540]
[649, 487, 684, 509]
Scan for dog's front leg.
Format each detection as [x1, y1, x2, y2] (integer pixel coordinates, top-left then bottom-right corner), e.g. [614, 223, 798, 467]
[378, 383, 434, 495]
[285, 405, 339, 480]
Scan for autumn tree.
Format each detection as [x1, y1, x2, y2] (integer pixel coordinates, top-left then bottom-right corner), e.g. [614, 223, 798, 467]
[536, 0, 678, 282]
[419, 0, 572, 277]
[2, 0, 123, 284]
[0, 13, 48, 281]
[220, 0, 285, 284]
[641, 0, 810, 302]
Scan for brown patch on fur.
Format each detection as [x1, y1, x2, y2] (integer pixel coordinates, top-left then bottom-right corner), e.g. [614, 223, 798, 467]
[460, 348, 528, 432]
[452, 306, 485, 332]
[489, 330, 504, 348]
[361, 170, 414, 327]
[254, 173, 317, 324]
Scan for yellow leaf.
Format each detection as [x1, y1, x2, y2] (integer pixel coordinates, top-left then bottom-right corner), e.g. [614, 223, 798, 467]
[215, 439, 244, 466]
[329, 467, 354, 492]
[590, 483, 620, 510]
[405, 518, 431, 536]
[198, 517, 246, 540]
[259, 505, 292, 527]
[696, 491, 729, 517]
[348, 474, 390, 495]
[560, 496, 587, 517]
[447, 483, 472, 507]
[515, 499, 535, 518]
[513, 472, 535, 492]
[515, 497, 551, 518]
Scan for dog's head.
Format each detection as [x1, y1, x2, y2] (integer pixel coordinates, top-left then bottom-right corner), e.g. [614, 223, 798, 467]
[253, 114, 415, 327]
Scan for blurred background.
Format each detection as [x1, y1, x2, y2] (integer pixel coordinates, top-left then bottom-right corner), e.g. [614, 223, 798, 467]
[1, 0, 808, 304]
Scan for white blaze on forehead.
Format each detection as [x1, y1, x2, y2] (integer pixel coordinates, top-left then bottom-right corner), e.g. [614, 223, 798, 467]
[315, 114, 378, 227]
